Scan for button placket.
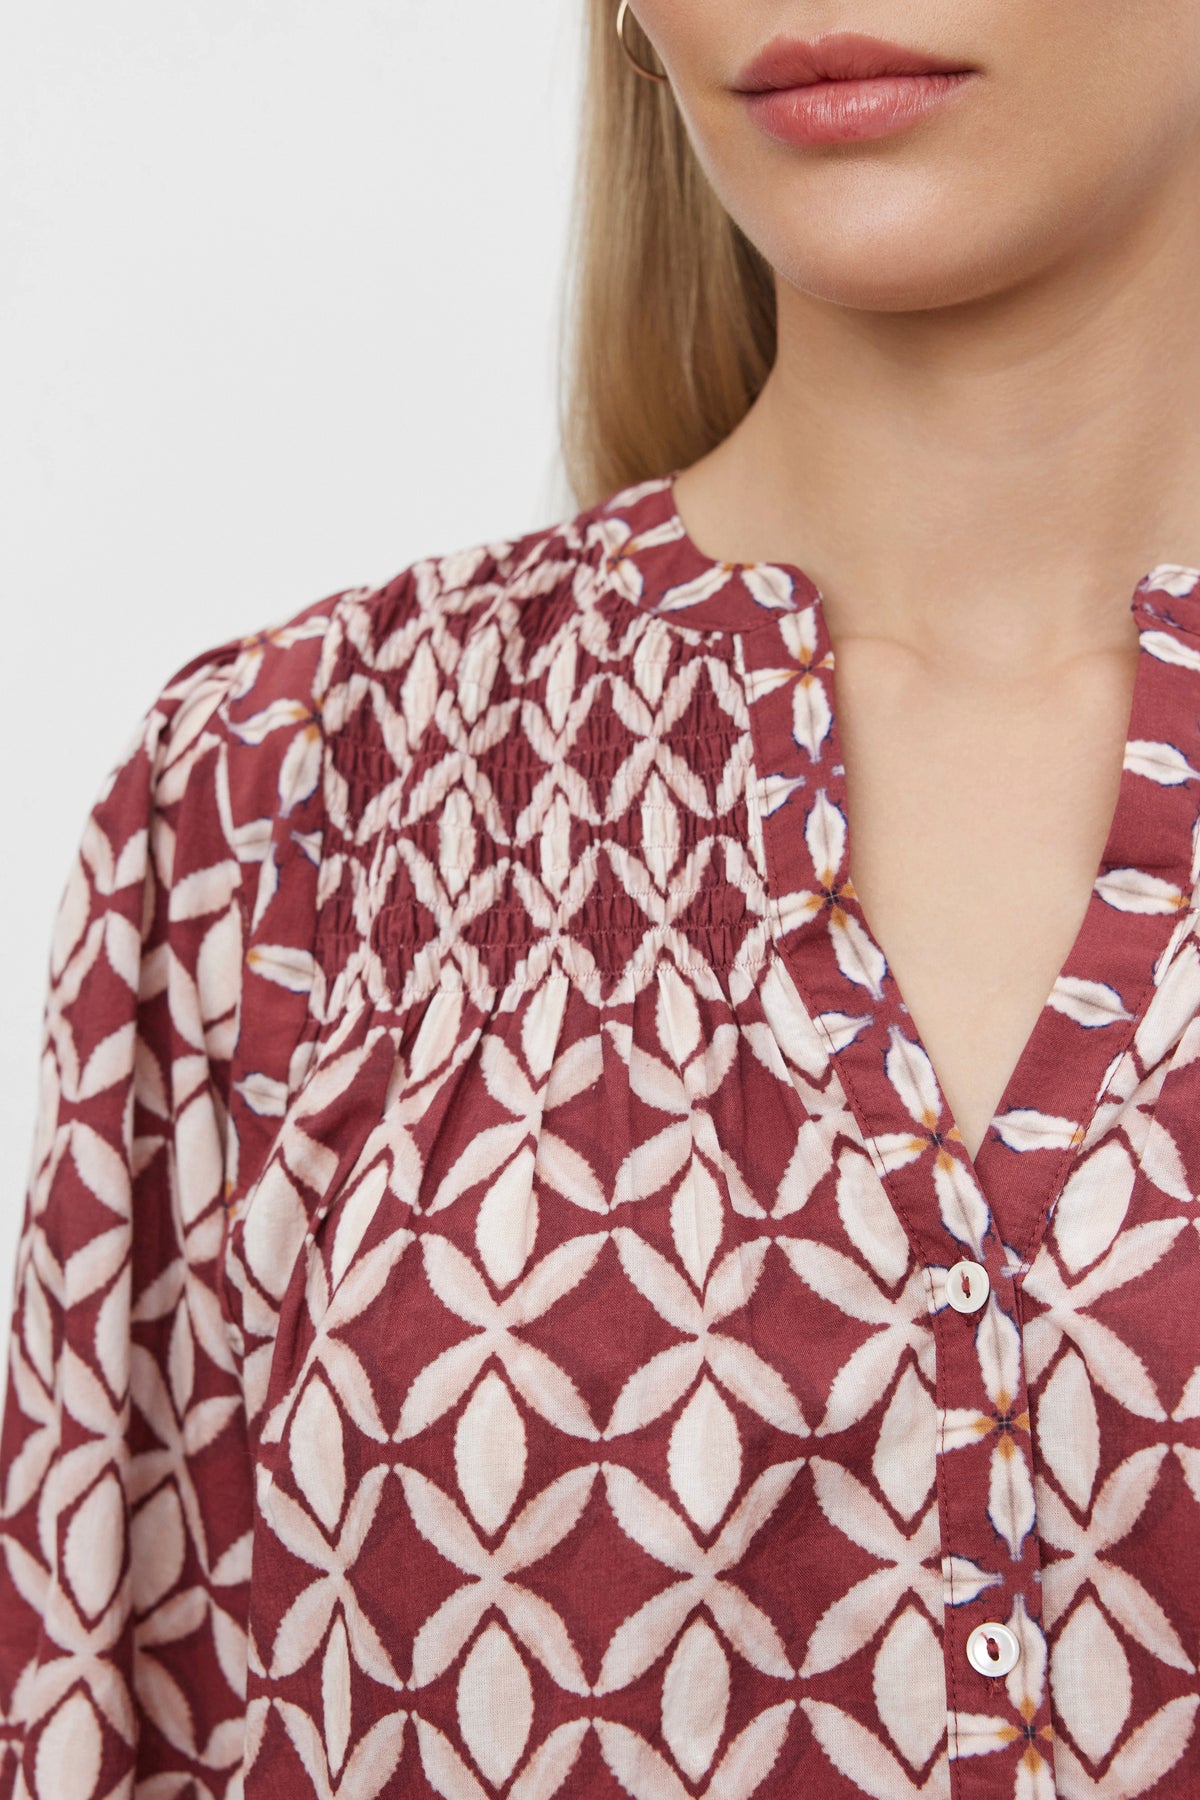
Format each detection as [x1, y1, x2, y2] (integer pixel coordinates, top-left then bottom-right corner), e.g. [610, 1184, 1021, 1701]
[737, 612, 1058, 1789]
[934, 1258, 1051, 1775]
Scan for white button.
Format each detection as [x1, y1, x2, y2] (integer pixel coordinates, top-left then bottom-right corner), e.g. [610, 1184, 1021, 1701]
[946, 1260, 990, 1314]
[966, 1622, 1020, 1677]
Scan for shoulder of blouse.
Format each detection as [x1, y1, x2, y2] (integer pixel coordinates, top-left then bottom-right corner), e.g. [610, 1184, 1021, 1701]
[314, 503, 611, 715]
[125, 506, 587, 953]
[146, 514, 589, 1152]
[148, 503, 580, 788]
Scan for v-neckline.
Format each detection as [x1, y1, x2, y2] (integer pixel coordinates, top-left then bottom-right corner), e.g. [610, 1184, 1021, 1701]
[737, 569, 1200, 1265]
[590, 472, 1200, 1264]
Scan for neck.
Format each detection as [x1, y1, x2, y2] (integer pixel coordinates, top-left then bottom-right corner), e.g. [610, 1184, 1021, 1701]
[680, 159, 1200, 677]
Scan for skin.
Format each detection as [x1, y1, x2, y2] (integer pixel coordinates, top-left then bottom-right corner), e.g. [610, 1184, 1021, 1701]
[627, 1, 1200, 1158]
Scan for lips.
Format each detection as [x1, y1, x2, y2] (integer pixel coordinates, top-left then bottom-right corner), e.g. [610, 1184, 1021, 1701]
[733, 30, 974, 94]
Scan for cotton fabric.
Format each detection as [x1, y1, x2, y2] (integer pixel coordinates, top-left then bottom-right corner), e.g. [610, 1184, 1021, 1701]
[3, 472, 1200, 1797]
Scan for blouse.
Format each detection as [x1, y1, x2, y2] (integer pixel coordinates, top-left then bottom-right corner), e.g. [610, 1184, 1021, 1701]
[2, 470, 1200, 1800]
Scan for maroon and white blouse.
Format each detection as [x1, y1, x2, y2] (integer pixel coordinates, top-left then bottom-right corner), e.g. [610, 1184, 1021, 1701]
[3, 471, 1200, 1799]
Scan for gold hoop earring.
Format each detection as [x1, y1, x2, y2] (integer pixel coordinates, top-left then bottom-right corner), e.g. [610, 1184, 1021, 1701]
[616, 0, 669, 83]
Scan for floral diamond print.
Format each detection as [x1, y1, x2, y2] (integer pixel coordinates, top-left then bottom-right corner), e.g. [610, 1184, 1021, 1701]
[6, 480, 1200, 1798]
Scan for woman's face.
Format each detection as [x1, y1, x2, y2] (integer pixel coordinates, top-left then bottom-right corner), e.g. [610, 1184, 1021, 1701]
[628, 3, 1200, 313]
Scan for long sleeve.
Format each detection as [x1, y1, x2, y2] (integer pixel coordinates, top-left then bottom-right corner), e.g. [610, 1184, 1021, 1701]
[0, 594, 341, 1798]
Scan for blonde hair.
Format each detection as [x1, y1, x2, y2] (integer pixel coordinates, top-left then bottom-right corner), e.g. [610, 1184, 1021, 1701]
[557, 2, 778, 512]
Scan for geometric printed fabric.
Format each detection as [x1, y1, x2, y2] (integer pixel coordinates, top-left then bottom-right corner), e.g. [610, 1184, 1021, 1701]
[2, 469, 1200, 1797]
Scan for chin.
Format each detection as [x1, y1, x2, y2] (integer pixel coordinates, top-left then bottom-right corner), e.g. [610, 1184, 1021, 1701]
[766, 217, 1056, 316]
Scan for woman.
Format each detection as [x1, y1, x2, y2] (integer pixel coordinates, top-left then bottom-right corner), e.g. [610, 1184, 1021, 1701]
[2, 2, 1198, 1794]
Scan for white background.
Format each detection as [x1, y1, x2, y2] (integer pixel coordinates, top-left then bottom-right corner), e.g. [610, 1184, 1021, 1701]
[0, 2, 586, 1336]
